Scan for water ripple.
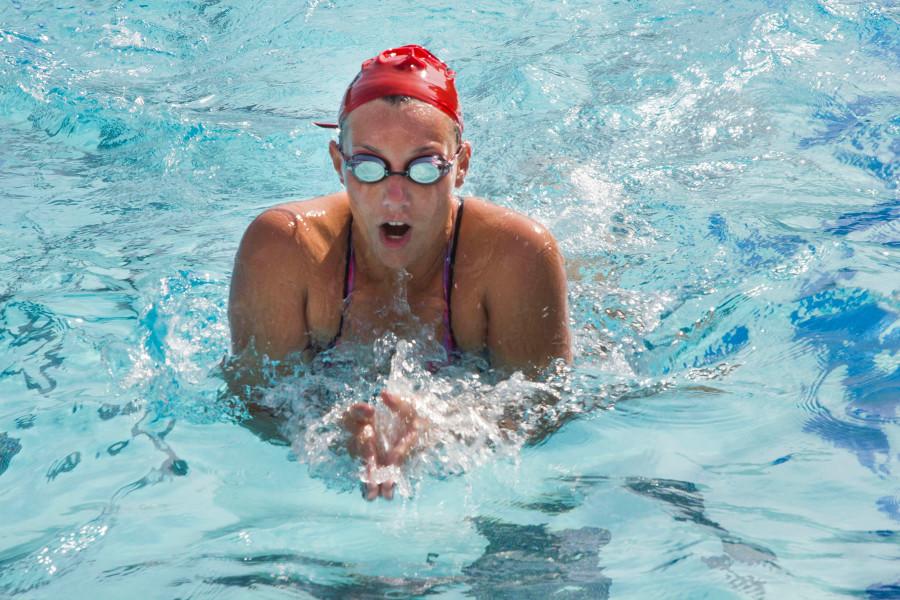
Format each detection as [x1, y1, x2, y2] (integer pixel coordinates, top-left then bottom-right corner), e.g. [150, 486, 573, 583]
[1, 0, 898, 596]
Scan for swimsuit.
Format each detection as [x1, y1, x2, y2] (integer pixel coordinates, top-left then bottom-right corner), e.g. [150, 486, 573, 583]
[334, 198, 465, 354]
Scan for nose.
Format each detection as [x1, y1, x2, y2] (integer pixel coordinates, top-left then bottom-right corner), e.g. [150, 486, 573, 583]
[382, 173, 410, 209]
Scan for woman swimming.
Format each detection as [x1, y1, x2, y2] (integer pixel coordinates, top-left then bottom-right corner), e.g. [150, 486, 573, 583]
[228, 45, 571, 499]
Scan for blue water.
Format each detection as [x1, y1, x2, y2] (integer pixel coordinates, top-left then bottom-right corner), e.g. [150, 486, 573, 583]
[1, 1, 898, 597]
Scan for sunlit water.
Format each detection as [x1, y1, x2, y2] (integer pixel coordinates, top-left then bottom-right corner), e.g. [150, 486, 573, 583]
[1, 1, 898, 598]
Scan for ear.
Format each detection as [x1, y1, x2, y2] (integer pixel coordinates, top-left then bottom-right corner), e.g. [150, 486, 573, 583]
[328, 140, 345, 185]
[454, 140, 472, 188]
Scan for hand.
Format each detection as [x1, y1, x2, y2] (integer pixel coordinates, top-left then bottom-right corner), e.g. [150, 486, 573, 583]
[342, 390, 422, 501]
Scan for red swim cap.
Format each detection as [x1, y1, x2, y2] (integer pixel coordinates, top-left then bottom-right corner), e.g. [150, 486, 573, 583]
[314, 45, 463, 131]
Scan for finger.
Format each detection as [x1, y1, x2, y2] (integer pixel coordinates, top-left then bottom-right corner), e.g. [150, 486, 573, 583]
[380, 390, 402, 409]
[342, 402, 375, 431]
[385, 427, 418, 465]
[347, 422, 377, 458]
[381, 390, 414, 420]
[364, 456, 379, 501]
[349, 402, 375, 422]
[381, 480, 395, 500]
[366, 480, 379, 501]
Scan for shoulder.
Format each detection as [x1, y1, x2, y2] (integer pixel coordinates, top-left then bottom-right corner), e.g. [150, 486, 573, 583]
[237, 192, 350, 267]
[460, 197, 562, 271]
[231, 192, 350, 308]
[228, 192, 350, 357]
[455, 197, 570, 370]
[455, 195, 566, 311]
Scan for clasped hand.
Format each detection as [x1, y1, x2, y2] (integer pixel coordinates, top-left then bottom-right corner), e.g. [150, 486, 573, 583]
[342, 390, 423, 501]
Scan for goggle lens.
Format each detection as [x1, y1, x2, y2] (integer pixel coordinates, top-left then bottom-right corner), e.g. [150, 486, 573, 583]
[351, 157, 386, 183]
[408, 158, 442, 184]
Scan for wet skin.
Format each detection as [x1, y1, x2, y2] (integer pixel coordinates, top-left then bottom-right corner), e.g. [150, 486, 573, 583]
[229, 99, 571, 499]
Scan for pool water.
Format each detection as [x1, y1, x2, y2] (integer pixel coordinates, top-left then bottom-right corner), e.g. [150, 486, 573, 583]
[1, 1, 898, 598]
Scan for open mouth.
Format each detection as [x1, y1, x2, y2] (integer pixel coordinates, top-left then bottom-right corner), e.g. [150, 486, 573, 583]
[381, 222, 411, 239]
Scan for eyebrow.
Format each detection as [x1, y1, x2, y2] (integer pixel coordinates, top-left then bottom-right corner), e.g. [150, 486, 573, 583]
[354, 143, 444, 156]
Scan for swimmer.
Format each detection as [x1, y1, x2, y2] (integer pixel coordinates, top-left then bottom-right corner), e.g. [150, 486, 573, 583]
[228, 45, 571, 499]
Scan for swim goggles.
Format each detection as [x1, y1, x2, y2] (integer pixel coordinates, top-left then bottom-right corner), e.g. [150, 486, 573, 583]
[341, 147, 461, 185]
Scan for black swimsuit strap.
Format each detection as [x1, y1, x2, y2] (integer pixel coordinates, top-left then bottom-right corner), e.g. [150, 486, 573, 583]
[445, 197, 465, 350]
[334, 217, 353, 343]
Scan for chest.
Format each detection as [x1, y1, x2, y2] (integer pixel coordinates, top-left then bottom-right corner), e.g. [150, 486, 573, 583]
[304, 267, 486, 353]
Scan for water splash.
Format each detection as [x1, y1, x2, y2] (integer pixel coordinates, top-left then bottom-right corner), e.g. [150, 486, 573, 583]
[243, 334, 594, 499]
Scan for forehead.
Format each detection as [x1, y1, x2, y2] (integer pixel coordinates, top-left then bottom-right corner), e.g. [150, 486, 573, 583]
[343, 98, 456, 147]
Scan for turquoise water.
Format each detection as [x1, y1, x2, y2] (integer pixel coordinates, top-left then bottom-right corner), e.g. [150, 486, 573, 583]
[1, 0, 898, 597]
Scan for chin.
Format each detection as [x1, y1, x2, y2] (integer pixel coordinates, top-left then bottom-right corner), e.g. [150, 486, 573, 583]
[379, 253, 413, 272]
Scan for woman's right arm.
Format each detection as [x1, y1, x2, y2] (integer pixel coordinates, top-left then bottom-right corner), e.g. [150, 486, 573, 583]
[227, 206, 310, 393]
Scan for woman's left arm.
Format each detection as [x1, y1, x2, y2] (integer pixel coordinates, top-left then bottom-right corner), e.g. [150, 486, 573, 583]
[485, 220, 572, 375]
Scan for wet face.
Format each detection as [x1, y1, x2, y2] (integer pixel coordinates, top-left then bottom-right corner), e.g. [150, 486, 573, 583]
[329, 99, 470, 272]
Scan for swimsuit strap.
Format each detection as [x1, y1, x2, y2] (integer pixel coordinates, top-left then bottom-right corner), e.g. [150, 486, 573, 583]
[334, 218, 354, 344]
[442, 197, 464, 353]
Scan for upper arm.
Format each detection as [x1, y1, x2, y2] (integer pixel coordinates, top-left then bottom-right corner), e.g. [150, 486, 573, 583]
[228, 207, 309, 362]
[485, 220, 571, 374]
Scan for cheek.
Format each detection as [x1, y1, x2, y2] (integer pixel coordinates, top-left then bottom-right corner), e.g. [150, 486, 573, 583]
[347, 190, 378, 224]
[348, 183, 378, 206]
[417, 195, 452, 231]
